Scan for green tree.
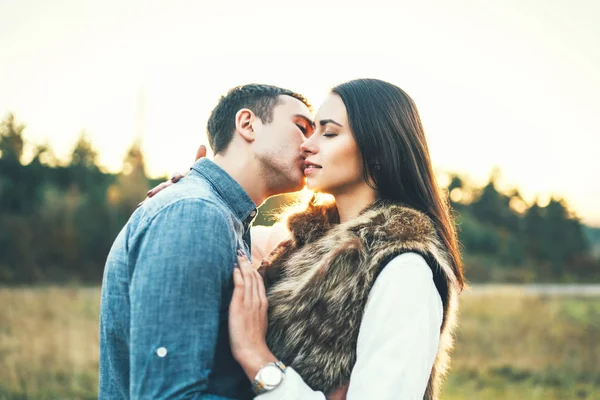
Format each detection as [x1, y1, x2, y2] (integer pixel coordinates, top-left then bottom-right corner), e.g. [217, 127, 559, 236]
[0, 114, 29, 213]
[70, 131, 98, 169]
[111, 139, 150, 214]
[67, 132, 105, 193]
[524, 198, 591, 278]
[471, 180, 519, 231]
[524, 201, 545, 259]
[544, 199, 589, 274]
[0, 113, 25, 163]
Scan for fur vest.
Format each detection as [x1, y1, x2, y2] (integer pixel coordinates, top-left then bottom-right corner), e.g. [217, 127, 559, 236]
[259, 201, 460, 399]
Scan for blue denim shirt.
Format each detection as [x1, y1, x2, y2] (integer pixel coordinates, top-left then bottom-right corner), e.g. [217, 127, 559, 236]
[99, 159, 257, 399]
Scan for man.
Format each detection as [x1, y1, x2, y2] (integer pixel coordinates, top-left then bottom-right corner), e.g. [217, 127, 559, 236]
[99, 84, 314, 399]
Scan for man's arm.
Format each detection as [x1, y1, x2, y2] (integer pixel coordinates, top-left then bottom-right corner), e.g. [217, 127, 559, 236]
[128, 199, 236, 398]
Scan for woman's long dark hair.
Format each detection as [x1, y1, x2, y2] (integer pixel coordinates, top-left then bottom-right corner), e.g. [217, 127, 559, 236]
[332, 78, 465, 290]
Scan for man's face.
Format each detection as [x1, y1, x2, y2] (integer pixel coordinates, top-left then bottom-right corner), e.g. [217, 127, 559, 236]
[253, 95, 314, 195]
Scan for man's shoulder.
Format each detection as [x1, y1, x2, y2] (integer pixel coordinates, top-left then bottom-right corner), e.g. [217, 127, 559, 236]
[141, 175, 232, 222]
[113, 177, 234, 248]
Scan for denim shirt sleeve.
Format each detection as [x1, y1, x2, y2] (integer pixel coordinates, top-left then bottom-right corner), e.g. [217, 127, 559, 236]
[127, 199, 236, 398]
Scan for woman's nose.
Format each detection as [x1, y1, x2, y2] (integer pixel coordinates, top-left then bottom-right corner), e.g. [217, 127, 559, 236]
[300, 137, 317, 155]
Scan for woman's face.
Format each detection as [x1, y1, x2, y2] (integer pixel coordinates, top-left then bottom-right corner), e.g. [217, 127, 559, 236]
[301, 93, 366, 195]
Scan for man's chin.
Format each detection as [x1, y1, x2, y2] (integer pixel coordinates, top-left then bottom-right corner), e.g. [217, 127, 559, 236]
[287, 174, 306, 192]
[287, 180, 306, 193]
[269, 176, 305, 196]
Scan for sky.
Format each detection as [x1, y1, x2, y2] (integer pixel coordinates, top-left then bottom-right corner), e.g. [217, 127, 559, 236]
[0, 0, 599, 225]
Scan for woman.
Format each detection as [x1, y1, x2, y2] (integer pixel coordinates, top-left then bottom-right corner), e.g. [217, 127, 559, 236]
[152, 79, 464, 399]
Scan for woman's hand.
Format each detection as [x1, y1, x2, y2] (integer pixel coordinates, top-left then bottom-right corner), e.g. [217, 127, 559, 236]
[146, 145, 207, 198]
[230, 251, 348, 397]
[229, 250, 277, 380]
[327, 383, 349, 400]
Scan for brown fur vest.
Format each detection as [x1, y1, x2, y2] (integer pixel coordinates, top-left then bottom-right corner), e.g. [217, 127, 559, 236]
[259, 201, 460, 399]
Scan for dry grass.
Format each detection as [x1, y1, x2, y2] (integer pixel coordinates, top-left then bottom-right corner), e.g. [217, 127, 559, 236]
[0, 287, 99, 399]
[445, 292, 600, 399]
[0, 287, 599, 399]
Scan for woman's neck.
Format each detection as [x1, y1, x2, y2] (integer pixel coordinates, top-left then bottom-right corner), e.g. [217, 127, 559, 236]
[332, 184, 379, 224]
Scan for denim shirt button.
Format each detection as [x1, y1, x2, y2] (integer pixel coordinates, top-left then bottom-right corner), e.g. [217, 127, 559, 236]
[156, 347, 168, 357]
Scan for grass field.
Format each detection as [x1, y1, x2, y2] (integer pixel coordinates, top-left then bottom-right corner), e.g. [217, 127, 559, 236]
[0, 287, 599, 399]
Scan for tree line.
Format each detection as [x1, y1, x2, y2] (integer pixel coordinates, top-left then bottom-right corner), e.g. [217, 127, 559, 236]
[0, 113, 597, 284]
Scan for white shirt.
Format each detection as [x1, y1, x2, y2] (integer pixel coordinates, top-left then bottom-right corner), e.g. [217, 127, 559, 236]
[255, 252, 444, 400]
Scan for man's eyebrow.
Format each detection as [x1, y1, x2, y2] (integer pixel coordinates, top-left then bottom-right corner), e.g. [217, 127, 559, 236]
[294, 114, 315, 128]
[319, 119, 342, 127]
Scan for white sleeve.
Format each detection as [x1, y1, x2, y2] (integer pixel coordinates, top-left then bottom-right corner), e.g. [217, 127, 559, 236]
[347, 252, 443, 399]
[255, 366, 327, 400]
[256, 252, 443, 400]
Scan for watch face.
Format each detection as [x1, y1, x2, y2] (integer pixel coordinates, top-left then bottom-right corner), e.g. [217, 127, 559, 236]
[260, 364, 284, 386]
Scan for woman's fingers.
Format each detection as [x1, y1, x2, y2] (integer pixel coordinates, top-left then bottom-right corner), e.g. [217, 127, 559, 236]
[146, 171, 183, 198]
[250, 263, 261, 306]
[238, 251, 263, 309]
[147, 180, 171, 198]
[237, 252, 255, 306]
[195, 144, 207, 161]
[170, 172, 184, 183]
[327, 383, 350, 400]
[228, 250, 272, 369]
[256, 272, 268, 309]
[233, 266, 244, 290]
[231, 266, 245, 306]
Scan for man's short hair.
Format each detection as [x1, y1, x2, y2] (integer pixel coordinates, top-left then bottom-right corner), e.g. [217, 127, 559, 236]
[207, 84, 311, 154]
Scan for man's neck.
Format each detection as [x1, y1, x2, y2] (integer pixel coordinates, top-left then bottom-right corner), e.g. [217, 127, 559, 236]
[213, 153, 268, 207]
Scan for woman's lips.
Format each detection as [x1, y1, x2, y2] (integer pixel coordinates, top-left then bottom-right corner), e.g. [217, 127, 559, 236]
[304, 164, 322, 176]
[304, 160, 322, 176]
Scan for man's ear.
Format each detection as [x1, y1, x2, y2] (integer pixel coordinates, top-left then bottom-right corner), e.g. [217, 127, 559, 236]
[235, 108, 256, 142]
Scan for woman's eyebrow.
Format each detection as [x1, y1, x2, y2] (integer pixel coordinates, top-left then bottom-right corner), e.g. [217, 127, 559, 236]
[319, 119, 342, 127]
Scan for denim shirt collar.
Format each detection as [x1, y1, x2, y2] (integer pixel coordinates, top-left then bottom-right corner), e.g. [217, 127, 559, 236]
[190, 158, 257, 224]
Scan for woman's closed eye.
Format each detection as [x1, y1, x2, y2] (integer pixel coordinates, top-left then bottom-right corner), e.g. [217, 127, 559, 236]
[323, 132, 338, 138]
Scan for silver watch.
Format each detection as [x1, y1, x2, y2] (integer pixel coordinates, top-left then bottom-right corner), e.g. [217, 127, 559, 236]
[252, 360, 287, 394]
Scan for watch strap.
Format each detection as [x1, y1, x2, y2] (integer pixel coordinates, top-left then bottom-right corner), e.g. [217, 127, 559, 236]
[252, 360, 287, 395]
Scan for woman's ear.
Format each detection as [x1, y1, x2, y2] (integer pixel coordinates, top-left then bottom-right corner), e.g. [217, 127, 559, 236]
[235, 108, 256, 142]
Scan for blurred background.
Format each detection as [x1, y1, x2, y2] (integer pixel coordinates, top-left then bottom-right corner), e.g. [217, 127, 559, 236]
[0, 0, 599, 399]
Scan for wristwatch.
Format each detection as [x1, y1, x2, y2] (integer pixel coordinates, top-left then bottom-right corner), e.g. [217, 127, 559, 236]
[252, 360, 287, 394]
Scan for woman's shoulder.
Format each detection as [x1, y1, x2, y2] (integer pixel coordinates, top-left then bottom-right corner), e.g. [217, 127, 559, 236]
[371, 252, 442, 309]
[382, 252, 433, 280]
[251, 223, 291, 267]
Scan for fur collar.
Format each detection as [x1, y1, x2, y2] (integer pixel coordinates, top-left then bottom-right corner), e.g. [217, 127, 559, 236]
[261, 201, 459, 399]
